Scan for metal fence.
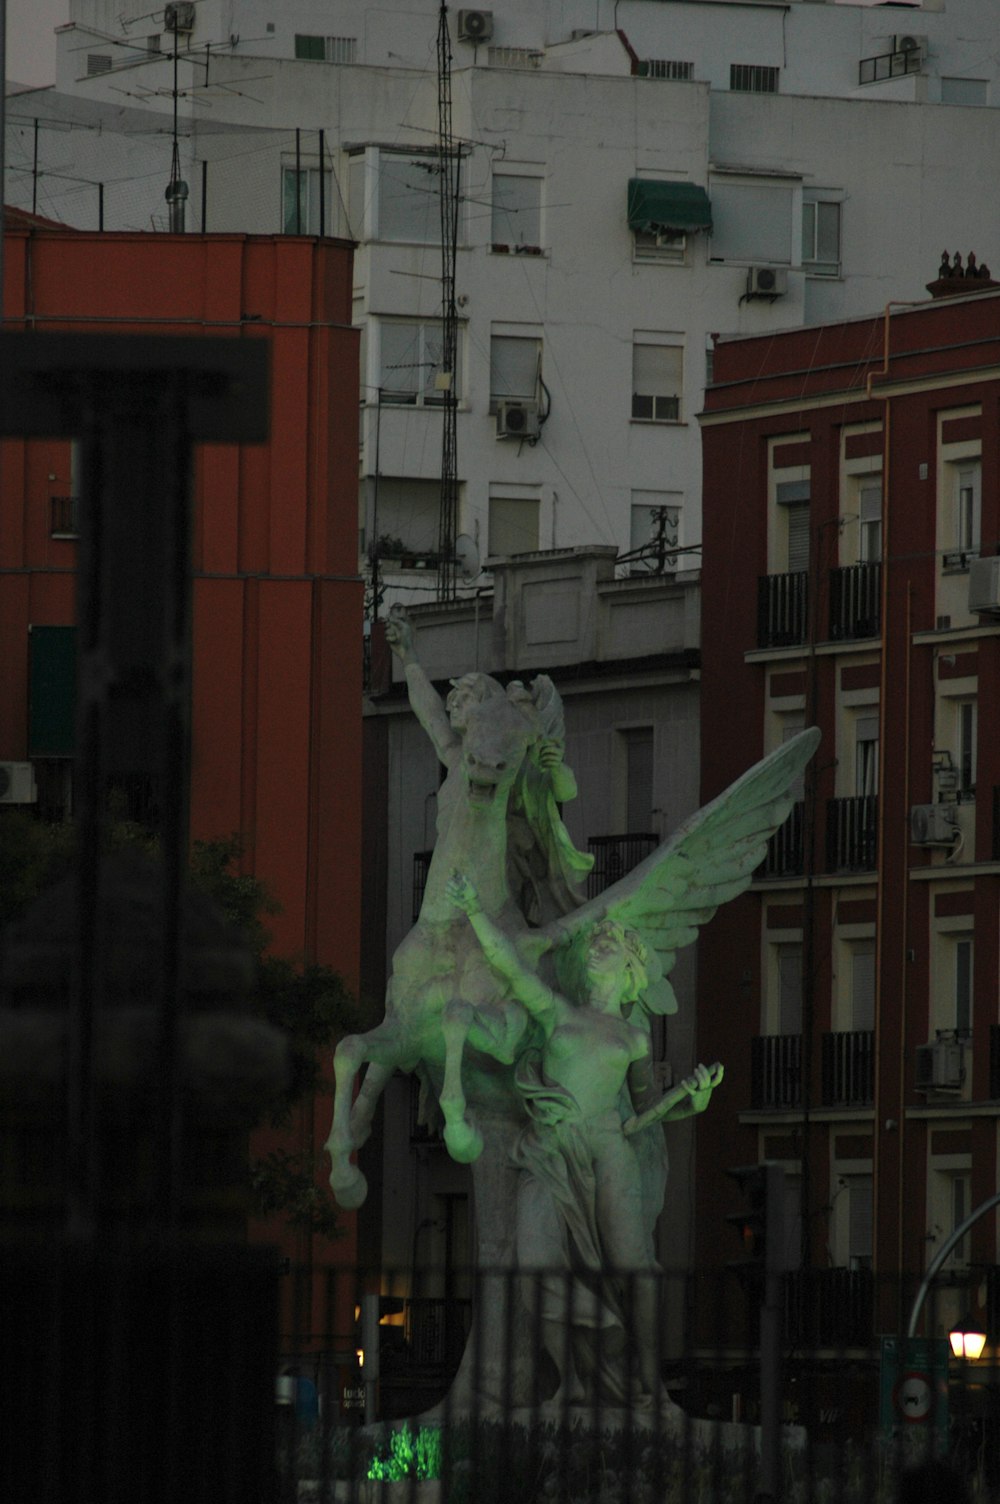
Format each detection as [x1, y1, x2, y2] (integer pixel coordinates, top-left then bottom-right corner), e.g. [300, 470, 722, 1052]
[268, 1264, 1000, 1504]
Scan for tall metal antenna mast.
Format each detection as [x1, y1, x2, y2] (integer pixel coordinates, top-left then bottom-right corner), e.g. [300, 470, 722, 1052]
[435, 3, 460, 602]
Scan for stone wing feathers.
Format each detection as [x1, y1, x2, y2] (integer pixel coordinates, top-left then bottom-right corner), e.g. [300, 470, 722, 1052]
[525, 728, 820, 1015]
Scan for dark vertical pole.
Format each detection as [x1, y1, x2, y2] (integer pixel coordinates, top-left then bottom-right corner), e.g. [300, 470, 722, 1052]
[98, 183, 104, 232]
[201, 159, 208, 233]
[32, 118, 39, 215]
[318, 129, 325, 236]
[295, 127, 302, 233]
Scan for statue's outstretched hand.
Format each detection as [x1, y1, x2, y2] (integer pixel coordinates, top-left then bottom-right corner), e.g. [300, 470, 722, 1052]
[680, 1061, 724, 1115]
[446, 869, 481, 915]
[385, 603, 414, 661]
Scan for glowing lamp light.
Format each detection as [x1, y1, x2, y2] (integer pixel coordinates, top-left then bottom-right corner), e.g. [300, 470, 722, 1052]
[950, 1317, 987, 1360]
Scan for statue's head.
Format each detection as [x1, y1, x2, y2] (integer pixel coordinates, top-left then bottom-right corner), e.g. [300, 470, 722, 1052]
[446, 672, 505, 734]
[556, 920, 648, 1007]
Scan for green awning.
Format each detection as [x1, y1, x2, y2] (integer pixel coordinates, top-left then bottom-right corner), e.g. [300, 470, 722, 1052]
[627, 179, 713, 235]
[29, 625, 76, 757]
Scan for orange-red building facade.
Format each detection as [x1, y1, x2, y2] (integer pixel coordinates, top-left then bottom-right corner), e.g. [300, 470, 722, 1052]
[1, 224, 363, 1316]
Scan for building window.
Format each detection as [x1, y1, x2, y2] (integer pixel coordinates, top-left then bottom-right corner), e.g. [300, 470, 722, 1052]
[633, 229, 686, 264]
[295, 34, 357, 63]
[858, 478, 882, 563]
[846, 1177, 873, 1271]
[802, 197, 841, 277]
[629, 491, 681, 573]
[943, 460, 981, 569]
[730, 64, 779, 94]
[710, 177, 795, 265]
[491, 173, 542, 249]
[941, 78, 988, 106]
[366, 477, 443, 566]
[349, 148, 458, 245]
[282, 166, 333, 235]
[854, 714, 879, 798]
[953, 699, 977, 802]
[631, 341, 682, 422]
[772, 943, 803, 1035]
[954, 936, 973, 1035]
[849, 941, 876, 1032]
[487, 496, 539, 557]
[489, 333, 541, 410]
[379, 320, 460, 407]
[776, 478, 810, 573]
[642, 59, 694, 80]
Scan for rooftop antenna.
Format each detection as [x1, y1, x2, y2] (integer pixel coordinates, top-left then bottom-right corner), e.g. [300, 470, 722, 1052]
[164, 11, 188, 231]
[435, 2, 460, 602]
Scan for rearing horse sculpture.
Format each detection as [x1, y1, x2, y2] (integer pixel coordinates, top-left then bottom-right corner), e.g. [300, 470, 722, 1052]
[326, 683, 544, 1209]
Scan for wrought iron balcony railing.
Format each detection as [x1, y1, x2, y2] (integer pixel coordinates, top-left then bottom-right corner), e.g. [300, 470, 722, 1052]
[826, 795, 877, 872]
[821, 1029, 874, 1107]
[757, 571, 808, 649]
[751, 1033, 802, 1109]
[785, 1267, 875, 1348]
[762, 800, 804, 877]
[586, 833, 658, 897]
[829, 562, 880, 641]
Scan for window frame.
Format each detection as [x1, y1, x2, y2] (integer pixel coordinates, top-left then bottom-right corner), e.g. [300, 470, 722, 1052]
[490, 171, 543, 251]
[801, 195, 842, 278]
[378, 318, 462, 409]
[282, 163, 334, 236]
[489, 331, 542, 412]
[631, 338, 684, 424]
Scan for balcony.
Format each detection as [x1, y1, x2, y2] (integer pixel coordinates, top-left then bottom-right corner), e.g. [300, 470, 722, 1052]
[762, 800, 804, 878]
[757, 571, 808, 649]
[586, 833, 658, 897]
[786, 1267, 874, 1348]
[826, 795, 877, 872]
[821, 1030, 874, 1107]
[751, 1033, 802, 1109]
[829, 562, 880, 641]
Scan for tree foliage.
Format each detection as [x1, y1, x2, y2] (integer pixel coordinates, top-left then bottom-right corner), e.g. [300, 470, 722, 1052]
[0, 813, 358, 1238]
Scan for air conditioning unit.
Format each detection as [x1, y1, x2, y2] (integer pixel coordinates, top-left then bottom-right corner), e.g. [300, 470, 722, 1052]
[164, 2, 196, 32]
[496, 399, 540, 439]
[915, 1038, 964, 1092]
[747, 266, 788, 298]
[0, 761, 37, 804]
[968, 555, 1000, 614]
[458, 9, 494, 43]
[910, 803, 959, 846]
[895, 34, 927, 55]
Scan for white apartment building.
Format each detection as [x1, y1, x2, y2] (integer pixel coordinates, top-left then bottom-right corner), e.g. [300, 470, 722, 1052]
[4, 0, 999, 613]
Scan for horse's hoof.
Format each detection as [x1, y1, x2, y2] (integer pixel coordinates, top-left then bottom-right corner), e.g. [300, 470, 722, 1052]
[443, 1120, 484, 1164]
[330, 1164, 368, 1209]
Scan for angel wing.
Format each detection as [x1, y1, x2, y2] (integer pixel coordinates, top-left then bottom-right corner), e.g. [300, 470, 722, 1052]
[520, 728, 821, 1015]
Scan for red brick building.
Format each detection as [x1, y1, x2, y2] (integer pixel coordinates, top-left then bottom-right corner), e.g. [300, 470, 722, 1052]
[0, 219, 364, 1317]
[698, 285, 1000, 1356]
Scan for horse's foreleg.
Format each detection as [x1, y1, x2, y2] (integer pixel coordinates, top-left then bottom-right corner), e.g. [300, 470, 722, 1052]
[349, 1061, 392, 1147]
[439, 1000, 484, 1164]
[325, 1027, 400, 1209]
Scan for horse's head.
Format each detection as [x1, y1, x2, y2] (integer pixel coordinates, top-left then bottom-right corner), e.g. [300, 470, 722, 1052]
[460, 689, 540, 809]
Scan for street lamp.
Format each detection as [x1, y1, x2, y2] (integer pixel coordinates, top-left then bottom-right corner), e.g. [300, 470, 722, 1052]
[949, 1315, 987, 1361]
